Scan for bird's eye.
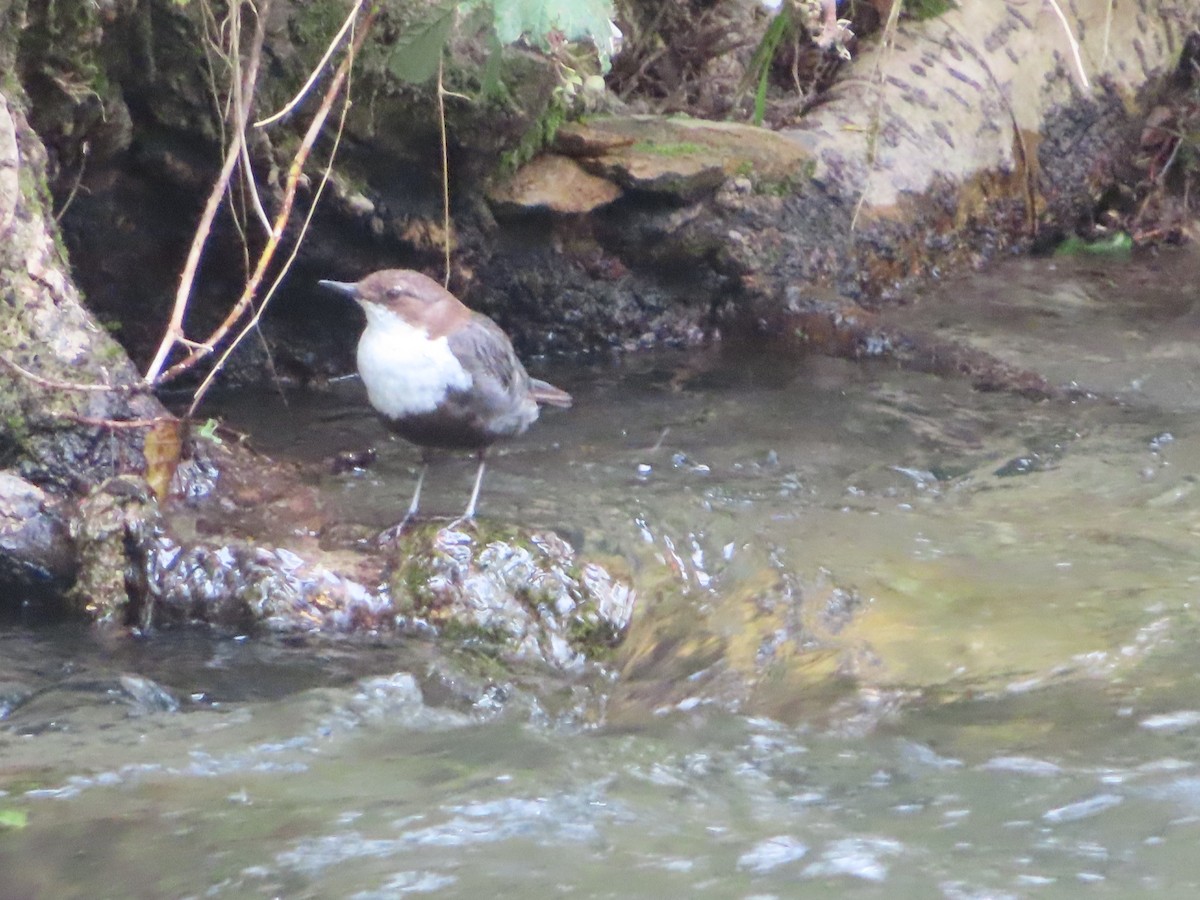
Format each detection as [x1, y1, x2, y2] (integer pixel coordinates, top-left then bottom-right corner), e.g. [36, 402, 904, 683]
[386, 286, 406, 299]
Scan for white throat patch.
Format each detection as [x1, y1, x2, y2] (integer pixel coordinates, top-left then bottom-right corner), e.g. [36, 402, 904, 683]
[356, 304, 473, 418]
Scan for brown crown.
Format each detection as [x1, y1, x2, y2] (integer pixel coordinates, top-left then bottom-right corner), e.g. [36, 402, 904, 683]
[353, 269, 471, 338]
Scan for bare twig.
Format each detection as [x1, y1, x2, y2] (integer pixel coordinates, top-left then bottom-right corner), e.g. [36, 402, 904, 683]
[53, 140, 90, 223]
[255, 2, 359, 127]
[232, 27, 272, 236]
[142, 0, 273, 385]
[56, 413, 173, 430]
[158, 2, 379, 389]
[187, 20, 358, 416]
[437, 52, 452, 287]
[0, 352, 143, 394]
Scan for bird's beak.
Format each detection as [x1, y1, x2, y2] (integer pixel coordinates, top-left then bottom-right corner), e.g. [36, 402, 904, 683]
[317, 279, 359, 300]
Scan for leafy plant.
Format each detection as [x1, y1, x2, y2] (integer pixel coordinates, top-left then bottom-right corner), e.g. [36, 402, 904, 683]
[386, 3, 458, 84]
[489, 0, 617, 65]
[385, 0, 618, 87]
[747, 11, 793, 127]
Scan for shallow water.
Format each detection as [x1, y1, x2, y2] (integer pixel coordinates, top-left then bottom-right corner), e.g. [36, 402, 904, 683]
[5, 251, 1200, 896]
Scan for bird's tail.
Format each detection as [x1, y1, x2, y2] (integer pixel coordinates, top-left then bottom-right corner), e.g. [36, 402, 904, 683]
[530, 379, 573, 408]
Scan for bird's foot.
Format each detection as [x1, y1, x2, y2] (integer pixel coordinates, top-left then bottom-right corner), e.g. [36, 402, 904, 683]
[440, 514, 478, 536]
[377, 515, 416, 546]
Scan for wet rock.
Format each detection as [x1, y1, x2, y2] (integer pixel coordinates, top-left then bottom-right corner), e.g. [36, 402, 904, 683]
[118, 673, 180, 715]
[390, 523, 636, 671]
[553, 116, 813, 200]
[339, 672, 475, 731]
[0, 680, 34, 721]
[70, 475, 163, 628]
[0, 472, 76, 604]
[487, 155, 623, 215]
[142, 537, 389, 634]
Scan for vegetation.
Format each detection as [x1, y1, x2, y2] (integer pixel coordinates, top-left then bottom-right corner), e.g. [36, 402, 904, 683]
[124, 0, 619, 411]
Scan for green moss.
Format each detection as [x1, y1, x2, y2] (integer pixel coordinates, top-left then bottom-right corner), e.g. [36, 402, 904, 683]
[0, 68, 20, 98]
[15, 161, 70, 264]
[21, 0, 106, 94]
[16, 165, 39, 210]
[391, 555, 435, 613]
[904, 0, 957, 20]
[99, 341, 127, 362]
[292, 1, 343, 44]
[566, 613, 621, 655]
[631, 140, 704, 157]
[753, 159, 816, 197]
[3, 413, 30, 447]
[498, 96, 568, 175]
[439, 618, 509, 645]
[754, 176, 798, 197]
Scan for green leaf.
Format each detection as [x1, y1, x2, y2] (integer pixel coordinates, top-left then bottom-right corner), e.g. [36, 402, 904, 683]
[0, 809, 28, 830]
[480, 26, 505, 97]
[748, 12, 790, 126]
[386, 4, 458, 85]
[1054, 232, 1133, 258]
[196, 418, 223, 445]
[491, 0, 616, 56]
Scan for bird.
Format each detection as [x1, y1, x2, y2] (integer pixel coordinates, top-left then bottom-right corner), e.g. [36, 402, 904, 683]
[318, 269, 572, 528]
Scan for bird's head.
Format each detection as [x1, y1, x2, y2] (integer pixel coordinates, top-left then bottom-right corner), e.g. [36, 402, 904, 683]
[318, 269, 469, 337]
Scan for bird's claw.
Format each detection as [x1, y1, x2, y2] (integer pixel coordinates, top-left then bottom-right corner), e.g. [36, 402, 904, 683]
[377, 516, 415, 545]
[441, 514, 478, 536]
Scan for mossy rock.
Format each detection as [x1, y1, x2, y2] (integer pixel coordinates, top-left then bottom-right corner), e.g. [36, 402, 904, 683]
[389, 521, 636, 671]
[553, 115, 816, 200]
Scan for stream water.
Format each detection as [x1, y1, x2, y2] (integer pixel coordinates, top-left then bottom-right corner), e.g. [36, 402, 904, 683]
[4, 251, 1200, 897]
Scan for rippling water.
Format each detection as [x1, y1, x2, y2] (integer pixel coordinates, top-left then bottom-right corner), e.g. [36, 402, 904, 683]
[4, 252, 1200, 896]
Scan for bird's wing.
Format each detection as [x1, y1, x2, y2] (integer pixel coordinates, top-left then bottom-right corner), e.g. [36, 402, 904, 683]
[447, 314, 530, 407]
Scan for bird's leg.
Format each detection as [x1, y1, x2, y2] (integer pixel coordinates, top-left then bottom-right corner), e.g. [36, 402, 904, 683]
[379, 453, 429, 544]
[445, 450, 487, 531]
[463, 449, 487, 519]
[405, 459, 428, 521]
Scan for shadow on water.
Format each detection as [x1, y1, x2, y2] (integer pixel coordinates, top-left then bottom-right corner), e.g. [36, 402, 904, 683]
[6, 251, 1200, 895]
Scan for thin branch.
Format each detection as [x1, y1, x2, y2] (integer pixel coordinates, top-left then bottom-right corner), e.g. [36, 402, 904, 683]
[157, 2, 379, 388]
[254, 2, 359, 128]
[56, 413, 174, 430]
[1044, 0, 1090, 90]
[187, 22, 357, 416]
[53, 140, 89, 223]
[199, 0, 232, 145]
[0, 352, 144, 394]
[437, 52, 452, 288]
[142, 0, 272, 385]
[232, 25, 272, 235]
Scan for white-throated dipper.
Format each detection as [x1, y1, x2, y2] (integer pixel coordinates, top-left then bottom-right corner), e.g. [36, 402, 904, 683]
[318, 269, 572, 525]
